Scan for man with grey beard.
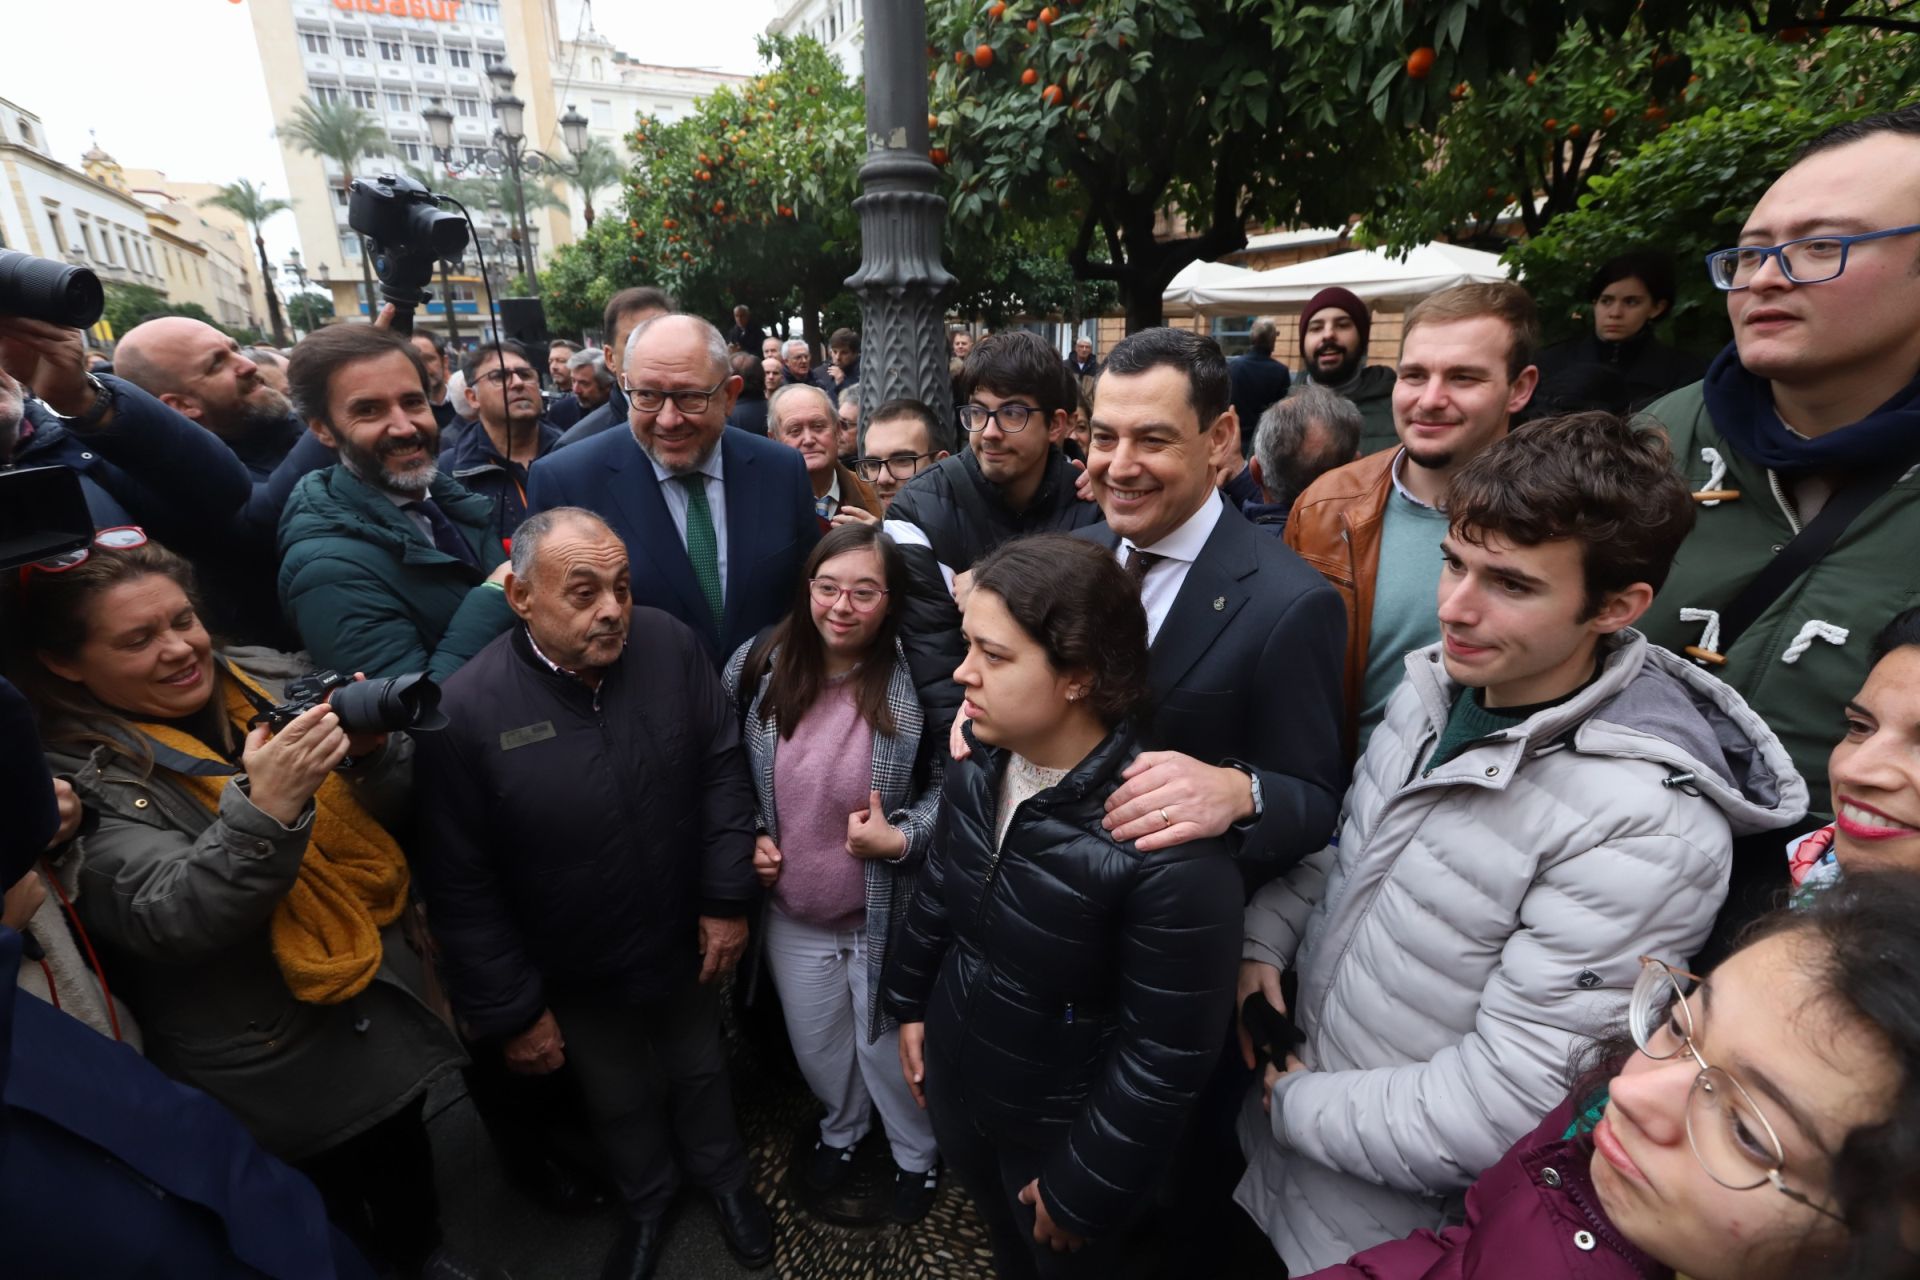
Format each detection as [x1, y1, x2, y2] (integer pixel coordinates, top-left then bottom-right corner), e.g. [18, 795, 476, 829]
[277, 323, 513, 681]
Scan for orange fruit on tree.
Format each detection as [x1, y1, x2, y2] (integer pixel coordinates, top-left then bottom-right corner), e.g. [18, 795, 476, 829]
[930, 147, 950, 165]
[974, 44, 995, 67]
[928, 113, 939, 129]
[1026, 19, 1037, 32]
[1041, 84, 1065, 106]
[1449, 81, 1468, 100]
[1022, 67, 1039, 85]
[1544, 118, 1558, 131]
[956, 50, 967, 64]
[1405, 46, 1435, 79]
[1525, 71, 1537, 87]
[988, 0, 1006, 17]
[1040, 6, 1057, 22]
[1602, 106, 1616, 121]
[1567, 122, 1583, 137]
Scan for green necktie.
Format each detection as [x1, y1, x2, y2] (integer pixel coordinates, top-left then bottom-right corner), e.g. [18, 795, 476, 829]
[676, 473, 725, 631]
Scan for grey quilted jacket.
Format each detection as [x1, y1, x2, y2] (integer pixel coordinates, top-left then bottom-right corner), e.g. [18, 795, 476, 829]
[1234, 629, 1807, 1272]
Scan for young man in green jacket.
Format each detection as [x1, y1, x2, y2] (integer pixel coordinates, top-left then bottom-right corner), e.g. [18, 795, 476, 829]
[277, 324, 513, 683]
[1638, 104, 1920, 812]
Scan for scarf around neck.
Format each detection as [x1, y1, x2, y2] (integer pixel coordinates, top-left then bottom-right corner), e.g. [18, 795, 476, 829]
[1701, 344, 1920, 476]
[133, 665, 409, 1004]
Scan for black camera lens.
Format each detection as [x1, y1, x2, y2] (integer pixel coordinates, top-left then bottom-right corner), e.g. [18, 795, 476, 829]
[327, 673, 448, 735]
[0, 249, 105, 330]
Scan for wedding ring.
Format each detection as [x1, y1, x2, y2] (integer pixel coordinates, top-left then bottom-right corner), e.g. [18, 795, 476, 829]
[1160, 807, 1172, 828]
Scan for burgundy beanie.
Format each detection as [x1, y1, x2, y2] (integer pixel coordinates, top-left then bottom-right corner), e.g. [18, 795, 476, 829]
[1300, 287, 1371, 361]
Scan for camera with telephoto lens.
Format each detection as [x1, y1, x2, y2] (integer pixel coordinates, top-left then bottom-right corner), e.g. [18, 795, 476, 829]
[262, 669, 449, 735]
[348, 173, 469, 335]
[0, 249, 105, 330]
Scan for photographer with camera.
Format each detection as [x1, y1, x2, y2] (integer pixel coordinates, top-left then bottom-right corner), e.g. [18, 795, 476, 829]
[4, 533, 496, 1279]
[1, 252, 253, 545]
[278, 323, 514, 683]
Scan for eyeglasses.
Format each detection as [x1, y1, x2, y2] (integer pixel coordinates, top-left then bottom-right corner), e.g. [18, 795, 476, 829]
[855, 453, 935, 482]
[807, 578, 889, 612]
[475, 366, 540, 386]
[619, 376, 729, 415]
[1705, 224, 1920, 291]
[16, 526, 148, 593]
[958, 401, 1042, 434]
[1627, 957, 1842, 1220]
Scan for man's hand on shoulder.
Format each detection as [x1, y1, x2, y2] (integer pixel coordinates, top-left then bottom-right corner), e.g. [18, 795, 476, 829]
[1102, 750, 1256, 851]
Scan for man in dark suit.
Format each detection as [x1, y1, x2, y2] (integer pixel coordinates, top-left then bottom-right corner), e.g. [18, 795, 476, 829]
[1073, 326, 1347, 1278]
[525, 314, 819, 666]
[1227, 319, 1292, 459]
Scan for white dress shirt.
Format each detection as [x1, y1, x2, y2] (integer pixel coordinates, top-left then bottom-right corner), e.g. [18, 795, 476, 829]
[644, 437, 729, 603]
[1115, 490, 1226, 645]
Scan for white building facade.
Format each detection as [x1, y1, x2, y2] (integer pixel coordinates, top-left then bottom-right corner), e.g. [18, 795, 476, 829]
[0, 99, 167, 300]
[766, 0, 865, 72]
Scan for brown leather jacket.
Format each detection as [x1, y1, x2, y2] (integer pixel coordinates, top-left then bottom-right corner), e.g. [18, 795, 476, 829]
[1282, 447, 1397, 755]
[832, 461, 885, 521]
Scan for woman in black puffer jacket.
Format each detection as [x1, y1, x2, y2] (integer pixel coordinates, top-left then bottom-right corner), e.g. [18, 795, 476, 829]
[882, 534, 1243, 1278]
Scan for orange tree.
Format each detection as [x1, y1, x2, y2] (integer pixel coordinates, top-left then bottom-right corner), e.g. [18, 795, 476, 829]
[927, 0, 1417, 330]
[1359, 18, 1917, 254]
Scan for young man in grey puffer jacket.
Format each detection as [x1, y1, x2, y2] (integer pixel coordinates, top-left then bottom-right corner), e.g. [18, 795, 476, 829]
[1234, 413, 1808, 1273]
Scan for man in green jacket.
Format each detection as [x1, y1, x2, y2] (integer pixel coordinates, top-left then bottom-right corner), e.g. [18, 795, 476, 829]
[1638, 104, 1920, 812]
[278, 324, 513, 683]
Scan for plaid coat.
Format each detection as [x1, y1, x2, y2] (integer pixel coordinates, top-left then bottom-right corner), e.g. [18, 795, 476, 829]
[723, 636, 943, 1040]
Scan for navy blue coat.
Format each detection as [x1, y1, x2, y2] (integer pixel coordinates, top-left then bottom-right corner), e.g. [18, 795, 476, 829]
[1228, 351, 1292, 457]
[525, 426, 819, 665]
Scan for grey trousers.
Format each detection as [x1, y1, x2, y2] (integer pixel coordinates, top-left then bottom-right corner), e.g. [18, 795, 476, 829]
[550, 981, 750, 1220]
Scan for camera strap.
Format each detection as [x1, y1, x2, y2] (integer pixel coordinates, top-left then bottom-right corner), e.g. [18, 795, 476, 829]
[219, 657, 281, 728]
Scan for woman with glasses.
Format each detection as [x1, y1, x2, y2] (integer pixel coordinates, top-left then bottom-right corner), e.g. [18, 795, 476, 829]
[882, 535, 1243, 1278]
[720, 523, 946, 1224]
[1299, 871, 1920, 1280]
[3, 535, 480, 1278]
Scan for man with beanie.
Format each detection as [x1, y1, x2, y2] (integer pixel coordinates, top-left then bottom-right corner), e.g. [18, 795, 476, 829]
[1291, 287, 1398, 456]
[1227, 320, 1291, 457]
[1638, 106, 1920, 940]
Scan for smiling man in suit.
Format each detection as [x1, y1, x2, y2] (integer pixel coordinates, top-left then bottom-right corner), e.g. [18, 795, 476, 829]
[1076, 325, 1347, 1278]
[525, 314, 819, 666]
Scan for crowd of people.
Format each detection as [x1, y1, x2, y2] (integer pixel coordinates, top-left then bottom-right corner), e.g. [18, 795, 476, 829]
[1, 101, 1919, 1280]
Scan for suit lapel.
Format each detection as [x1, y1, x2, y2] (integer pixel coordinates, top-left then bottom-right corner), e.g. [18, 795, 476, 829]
[1148, 509, 1257, 701]
[720, 432, 756, 646]
[604, 441, 711, 630]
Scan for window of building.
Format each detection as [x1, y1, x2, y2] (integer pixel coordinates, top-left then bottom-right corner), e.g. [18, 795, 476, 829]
[386, 91, 411, 111]
[79, 222, 96, 260]
[396, 141, 421, 161]
[482, 48, 506, 67]
[312, 84, 343, 105]
[335, 186, 351, 207]
[302, 31, 330, 54]
[455, 96, 480, 117]
[377, 40, 403, 61]
[341, 36, 367, 57]
[17, 119, 35, 147]
[452, 283, 478, 302]
[341, 233, 363, 260]
[463, 145, 487, 164]
[471, 2, 501, 23]
[1210, 315, 1256, 356]
[412, 43, 437, 64]
[119, 233, 132, 268]
[590, 99, 613, 127]
[351, 88, 378, 109]
[654, 103, 675, 120]
[591, 57, 603, 78]
[444, 46, 469, 68]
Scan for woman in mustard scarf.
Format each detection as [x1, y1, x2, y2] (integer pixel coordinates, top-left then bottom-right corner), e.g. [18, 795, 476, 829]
[8, 534, 483, 1280]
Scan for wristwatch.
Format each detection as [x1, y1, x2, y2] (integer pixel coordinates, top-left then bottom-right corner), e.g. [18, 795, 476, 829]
[53, 373, 113, 431]
[1231, 762, 1265, 820]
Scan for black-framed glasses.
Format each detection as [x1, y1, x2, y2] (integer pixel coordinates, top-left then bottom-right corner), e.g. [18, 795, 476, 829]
[807, 578, 889, 612]
[1628, 957, 1842, 1220]
[855, 453, 935, 482]
[619, 376, 729, 414]
[957, 401, 1041, 434]
[475, 366, 540, 386]
[1705, 224, 1920, 291]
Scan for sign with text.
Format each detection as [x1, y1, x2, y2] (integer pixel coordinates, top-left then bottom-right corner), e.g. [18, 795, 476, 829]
[330, 0, 465, 21]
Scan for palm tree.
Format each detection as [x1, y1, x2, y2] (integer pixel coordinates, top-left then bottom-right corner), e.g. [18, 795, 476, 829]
[557, 139, 624, 229]
[200, 179, 292, 345]
[280, 97, 389, 319]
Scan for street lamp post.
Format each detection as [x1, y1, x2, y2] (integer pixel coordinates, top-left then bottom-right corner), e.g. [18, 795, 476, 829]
[281, 248, 310, 339]
[846, 0, 957, 431]
[420, 68, 589, 300]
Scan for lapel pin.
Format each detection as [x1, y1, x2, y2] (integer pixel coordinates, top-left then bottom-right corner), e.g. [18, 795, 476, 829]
[1213, 596, 1226, 611]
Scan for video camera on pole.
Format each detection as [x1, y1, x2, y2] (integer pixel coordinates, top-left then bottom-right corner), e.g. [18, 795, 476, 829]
[347, 173, 468, 337]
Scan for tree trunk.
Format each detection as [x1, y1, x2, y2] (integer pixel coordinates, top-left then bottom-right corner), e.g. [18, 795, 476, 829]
[439, 260, 462, 344]
[254, 229, 289, 345]
[583, 192, 595, 229]
[1120, 275, 1166, 332]
[342, 173, 376, 321]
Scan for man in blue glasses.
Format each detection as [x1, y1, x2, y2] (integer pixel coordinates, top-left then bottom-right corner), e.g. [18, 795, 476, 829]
[1639, 103, 1920, 939]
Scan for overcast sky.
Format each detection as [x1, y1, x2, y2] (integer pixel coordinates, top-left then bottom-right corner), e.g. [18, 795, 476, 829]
[4, 0, 780, 282]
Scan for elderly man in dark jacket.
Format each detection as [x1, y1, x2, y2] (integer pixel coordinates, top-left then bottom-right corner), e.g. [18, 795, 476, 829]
[411, 506, 771, 1280]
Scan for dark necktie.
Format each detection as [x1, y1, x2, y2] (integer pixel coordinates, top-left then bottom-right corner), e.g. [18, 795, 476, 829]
[675, 474, 726, 632]
[1125, 547, 1165, 591]
[405, 498, 481, 569]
